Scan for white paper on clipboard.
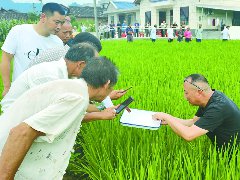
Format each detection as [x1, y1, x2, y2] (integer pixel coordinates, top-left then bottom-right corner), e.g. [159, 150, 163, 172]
[120, 108, 161, 130]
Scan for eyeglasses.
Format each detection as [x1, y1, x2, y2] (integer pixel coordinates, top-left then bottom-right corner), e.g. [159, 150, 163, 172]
[184, 79, 204, 91]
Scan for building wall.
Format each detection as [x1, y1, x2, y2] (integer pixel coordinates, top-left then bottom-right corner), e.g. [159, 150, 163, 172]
[196, 8, 233, 30]
[138, 0, 239, 29]
[139, 0, 152, 26]
[107, 3, 117, 13]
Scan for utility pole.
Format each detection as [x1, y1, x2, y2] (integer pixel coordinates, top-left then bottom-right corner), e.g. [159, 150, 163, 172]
[93, 0, 99, 38]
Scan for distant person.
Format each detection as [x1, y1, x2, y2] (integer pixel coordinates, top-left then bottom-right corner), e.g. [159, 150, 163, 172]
[126, 25, 134, 42]
[167, 25, 174, 42]
[0, 3, 65, 97]
[172, 22, 178, 29]
[221, 26, 230, 41]
[150, 24, 157, 42]
[134, 22, 140, 37]
[0, 57, 119, 179]
[184, 27, 192, 42]
[172, 21, 178, 35]
[122, 20, 127, 34]
[195, 24, 203, 42]
[177, 26, 184, 42]
[153, 74, 240, 151]
[117, 21, 122, 38]
[109, 22, 115, 38]
[72, 26, 78, 33]
[145, 22, 150, 37]
[81, 24, 87, 32]
[160, 20, 167, 37]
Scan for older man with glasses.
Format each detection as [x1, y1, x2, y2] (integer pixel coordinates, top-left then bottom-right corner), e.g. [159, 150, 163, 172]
[153, 74, 240, 150]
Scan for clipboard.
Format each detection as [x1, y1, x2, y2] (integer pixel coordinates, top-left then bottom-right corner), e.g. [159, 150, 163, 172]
[119, 108, 161, 130]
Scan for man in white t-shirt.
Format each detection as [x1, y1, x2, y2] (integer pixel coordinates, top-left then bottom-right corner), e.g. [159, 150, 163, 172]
[221, 26, 230, 41]
[167, 25, 174, 42]
[0, 57, 119, 179]
[0, 3, 66, 97]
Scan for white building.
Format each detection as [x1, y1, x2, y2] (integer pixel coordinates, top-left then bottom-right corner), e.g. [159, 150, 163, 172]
[104, 1, 140, 25]
[105, 0, 240, 30]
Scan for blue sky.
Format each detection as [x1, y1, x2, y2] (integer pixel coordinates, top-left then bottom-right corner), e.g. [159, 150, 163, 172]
[12, 0, 133, 6]
[12, 0, 96, 6]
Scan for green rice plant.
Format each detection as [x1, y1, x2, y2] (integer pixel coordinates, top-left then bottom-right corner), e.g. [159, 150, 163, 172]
[67, 39, 240, 179]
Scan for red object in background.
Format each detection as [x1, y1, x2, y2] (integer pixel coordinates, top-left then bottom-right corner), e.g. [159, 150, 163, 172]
[139, 32, 144, 37]
[121, 33, 126, 37]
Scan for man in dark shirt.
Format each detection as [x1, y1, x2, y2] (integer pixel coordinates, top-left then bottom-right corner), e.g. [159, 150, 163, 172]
[126, 25, 134, 42]
[153, 74, 240, 150]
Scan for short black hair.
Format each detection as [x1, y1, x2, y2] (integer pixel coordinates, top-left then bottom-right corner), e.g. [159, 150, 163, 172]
[65, 43, 96, 62]
[80, 56, 118, 88]
[71, 32, 102, 52]
[184, 74, 209, 84]
[42, 3, 66, 16]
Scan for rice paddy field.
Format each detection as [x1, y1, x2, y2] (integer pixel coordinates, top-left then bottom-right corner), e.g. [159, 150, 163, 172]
[67, 40, 240, 179]
[0, 40, 240, 179]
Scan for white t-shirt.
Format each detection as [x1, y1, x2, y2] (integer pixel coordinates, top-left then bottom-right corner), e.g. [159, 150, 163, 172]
[1, 58, 68, 112]
[167, 28, 174, 39]
[150, 27, 156, 39]
[0, 79, 89, 179]
[81, 25, 87, 32]
[1, 24, 63, 81]
[222, 28, 230, 40]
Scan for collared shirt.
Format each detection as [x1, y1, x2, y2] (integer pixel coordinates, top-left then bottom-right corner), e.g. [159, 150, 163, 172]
[28, 45, 70, 68]
[0, 79, 89, 179]
[1, 58, 68, 112]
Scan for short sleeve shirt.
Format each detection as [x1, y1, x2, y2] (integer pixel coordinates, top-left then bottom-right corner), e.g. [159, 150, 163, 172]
[194, 90, 240, 148]
[1, 24, 63, 80]
[0, 58, 68, 112]
[0, 79, 89, 179]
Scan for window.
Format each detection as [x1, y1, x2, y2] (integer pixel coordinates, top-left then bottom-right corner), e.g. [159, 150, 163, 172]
[145, 11, 151, 25]
[233, 11, 240, 26]
[110, 16, 114, 24]
[180, 7, 189, 25]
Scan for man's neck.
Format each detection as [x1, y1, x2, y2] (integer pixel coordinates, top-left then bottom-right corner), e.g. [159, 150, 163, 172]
[33, 23, 50, 37]
[200, 90, 214, 107]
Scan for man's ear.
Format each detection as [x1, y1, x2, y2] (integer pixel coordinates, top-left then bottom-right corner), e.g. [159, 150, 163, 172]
[40, 13, 46, 21]
[77, 61, 86, 68]
[103, 80, 111, 89]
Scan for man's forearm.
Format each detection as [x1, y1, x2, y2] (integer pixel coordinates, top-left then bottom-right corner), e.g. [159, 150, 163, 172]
[174, 118, 194, 127]
[82, 112, 104, 122]
[0, 123, 42, 178]
[0, 59, 11, 89]
[0, 51, 13, 96]
[164, 115, 192, 140]
[87, 104, 100, 112]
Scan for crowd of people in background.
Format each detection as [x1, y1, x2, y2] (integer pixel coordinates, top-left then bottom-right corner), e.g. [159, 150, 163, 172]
[97, 20, 231, 43]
